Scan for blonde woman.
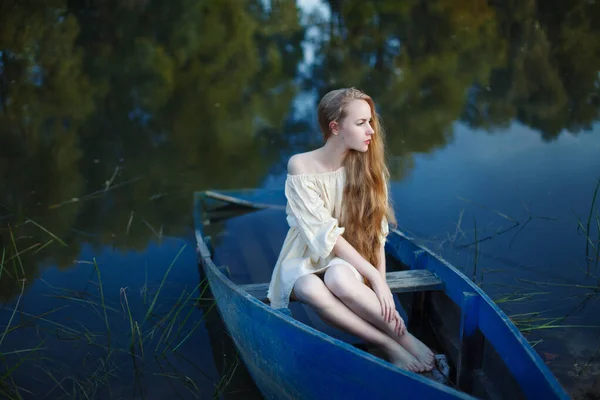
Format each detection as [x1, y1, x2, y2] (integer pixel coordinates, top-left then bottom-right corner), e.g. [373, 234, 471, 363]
[267, 88, 434, 372]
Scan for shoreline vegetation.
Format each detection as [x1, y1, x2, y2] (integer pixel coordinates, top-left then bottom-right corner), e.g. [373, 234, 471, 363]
[0, 233, 234, 399]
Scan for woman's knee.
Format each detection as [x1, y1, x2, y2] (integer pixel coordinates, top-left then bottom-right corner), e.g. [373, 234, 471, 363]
[293, 274, 330, 306]
[323, 264, 359, 301]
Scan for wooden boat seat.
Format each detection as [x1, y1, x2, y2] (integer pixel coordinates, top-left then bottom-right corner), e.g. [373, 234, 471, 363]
[240, 269, 443, 303]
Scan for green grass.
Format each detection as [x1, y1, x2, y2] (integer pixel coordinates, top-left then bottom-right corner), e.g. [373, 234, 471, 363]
[22, 219, 67, 247]
[454, 196, 524, 250]
[586, 178, 600, 266]
[93, 258, 112, 353]
[213, 354, 241, 400]
[0, 236, 47, 399]
[0, 279, 25, 349]
[143, 244, 187, 325]
[0, 232, 217, 399]
[437, 186, 600, 349]
[576, 176, 600, 274]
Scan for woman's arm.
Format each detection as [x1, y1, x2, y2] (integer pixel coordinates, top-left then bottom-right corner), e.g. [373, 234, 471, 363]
[333, 236, 396, 322]
[332, 236, 380, 282]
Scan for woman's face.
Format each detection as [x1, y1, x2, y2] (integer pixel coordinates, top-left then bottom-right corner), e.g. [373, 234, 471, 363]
[334, 99, 374, 152]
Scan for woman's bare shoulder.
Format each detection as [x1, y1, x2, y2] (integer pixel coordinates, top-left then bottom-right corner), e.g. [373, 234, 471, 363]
[287, 151, 319, 175]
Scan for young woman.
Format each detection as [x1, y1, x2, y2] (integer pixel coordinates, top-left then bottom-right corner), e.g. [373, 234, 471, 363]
[267, 88, 434, 373]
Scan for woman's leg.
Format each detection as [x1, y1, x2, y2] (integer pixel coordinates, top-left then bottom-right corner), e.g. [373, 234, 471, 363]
[292, 274, 424, 372]
[323, 264, 434, 370]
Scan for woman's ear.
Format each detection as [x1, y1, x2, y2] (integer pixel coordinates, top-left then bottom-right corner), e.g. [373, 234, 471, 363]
[329, 121, 338, 135]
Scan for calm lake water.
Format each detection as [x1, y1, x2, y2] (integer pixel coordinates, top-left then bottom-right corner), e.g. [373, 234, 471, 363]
[1, 0, 599, 398]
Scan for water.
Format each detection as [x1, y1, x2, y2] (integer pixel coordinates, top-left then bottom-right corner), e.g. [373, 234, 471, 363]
[1, 0, 599, 398]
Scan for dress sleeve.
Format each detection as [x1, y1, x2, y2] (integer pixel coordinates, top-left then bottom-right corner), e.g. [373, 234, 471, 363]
[285, 176, 345, 259]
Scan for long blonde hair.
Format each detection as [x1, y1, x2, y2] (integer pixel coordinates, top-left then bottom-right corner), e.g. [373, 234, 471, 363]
[317, 88, 396, 267]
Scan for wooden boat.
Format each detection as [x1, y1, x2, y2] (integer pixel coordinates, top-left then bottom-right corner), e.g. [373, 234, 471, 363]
[193, 189, 569, 400]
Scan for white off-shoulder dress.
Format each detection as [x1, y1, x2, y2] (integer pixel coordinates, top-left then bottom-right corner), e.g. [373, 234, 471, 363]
[267, 167, 389, 309]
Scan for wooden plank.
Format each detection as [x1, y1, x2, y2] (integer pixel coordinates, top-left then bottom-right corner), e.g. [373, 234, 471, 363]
[240, 269, 443, 303]
[385, 269, 442, 292]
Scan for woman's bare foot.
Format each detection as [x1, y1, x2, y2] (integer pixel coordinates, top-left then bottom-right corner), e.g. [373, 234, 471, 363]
[384, 343, 426, 373]
[395, 332, 435, 371]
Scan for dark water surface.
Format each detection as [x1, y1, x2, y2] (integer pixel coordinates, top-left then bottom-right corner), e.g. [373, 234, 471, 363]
[1, 0, 600, 398]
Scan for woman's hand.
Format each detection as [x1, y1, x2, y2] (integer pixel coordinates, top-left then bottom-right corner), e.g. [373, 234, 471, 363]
[393, 310, 406, 336]
[371, 273, 406, 335]
[369, 273, 396, 323]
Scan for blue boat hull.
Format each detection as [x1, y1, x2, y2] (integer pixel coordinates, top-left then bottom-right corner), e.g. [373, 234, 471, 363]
[194, 190, 569, 400]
